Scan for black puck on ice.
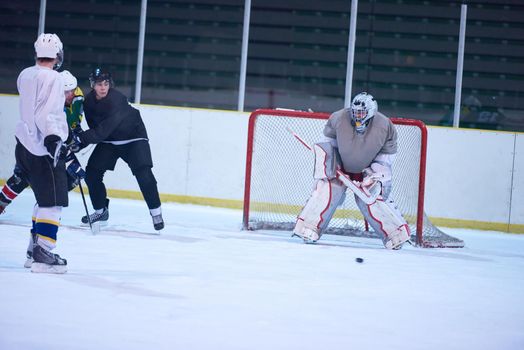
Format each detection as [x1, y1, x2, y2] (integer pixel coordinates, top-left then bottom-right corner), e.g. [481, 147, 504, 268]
[355, 257, 364, 263]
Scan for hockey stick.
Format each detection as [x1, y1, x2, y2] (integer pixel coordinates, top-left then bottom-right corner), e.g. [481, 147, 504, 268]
[78, 180, 95, 233]
[286, 127, 379, 205]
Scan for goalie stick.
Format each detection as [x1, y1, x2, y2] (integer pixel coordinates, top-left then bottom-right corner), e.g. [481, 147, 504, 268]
[286, 127, 379, 205]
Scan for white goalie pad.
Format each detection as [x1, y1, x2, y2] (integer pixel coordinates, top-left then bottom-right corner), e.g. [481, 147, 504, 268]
[356, 195, 410, 250]
[293, 178, 346, 242]
[313, 142, 338, 180]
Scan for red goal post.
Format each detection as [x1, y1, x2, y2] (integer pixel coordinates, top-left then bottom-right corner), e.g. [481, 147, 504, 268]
[243, 108, 464, 248]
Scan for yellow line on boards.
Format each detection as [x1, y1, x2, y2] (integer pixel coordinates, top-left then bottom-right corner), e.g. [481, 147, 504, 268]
[1, 178, 522, 234]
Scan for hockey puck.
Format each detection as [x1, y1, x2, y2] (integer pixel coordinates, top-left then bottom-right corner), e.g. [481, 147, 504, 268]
[355, 257, 364, 263]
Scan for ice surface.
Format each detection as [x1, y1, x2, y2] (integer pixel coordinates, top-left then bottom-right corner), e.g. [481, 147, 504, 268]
[1, 190, 523, 350]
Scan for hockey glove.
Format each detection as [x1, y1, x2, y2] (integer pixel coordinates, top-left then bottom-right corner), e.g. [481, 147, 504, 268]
[72, 124, 83, 135]
[66, 158, 86, 180]
[360, 168, 383, 199]
[44, 135, 67, 167]
[362, 163, 392, 186]
[68, 132, 85, 153]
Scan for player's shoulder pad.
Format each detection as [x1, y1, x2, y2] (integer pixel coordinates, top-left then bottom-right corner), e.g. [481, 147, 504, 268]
[38, 67, 61, 83]
[372, 111, 393, 127]
[329, 107, 350, 127]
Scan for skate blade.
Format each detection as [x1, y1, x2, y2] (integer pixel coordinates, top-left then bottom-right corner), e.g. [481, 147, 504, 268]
[80, 220, 108, 228]
[386, 239, 411, 250]
[91, 221, 101, 235]
[302, 238, 318, 244]
[24, 258, 33, 268]
[31, 262, 67, 274]
[291, 233, 318, 244]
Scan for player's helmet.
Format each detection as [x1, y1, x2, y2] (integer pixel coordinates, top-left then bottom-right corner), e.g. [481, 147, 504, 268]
[60, 70, 77, 91]
[34, 33, 64, 70]
[351, 92, 378, 133]
[89, 68, 113, 88]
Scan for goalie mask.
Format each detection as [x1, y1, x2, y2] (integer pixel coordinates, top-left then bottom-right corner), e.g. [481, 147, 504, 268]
[34, 33, 64, 70]
[351, 92, 378, 133]
[89, 68, 113, 88]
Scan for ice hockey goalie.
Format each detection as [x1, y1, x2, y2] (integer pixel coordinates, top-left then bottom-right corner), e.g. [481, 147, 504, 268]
[292, 92, 411, 250]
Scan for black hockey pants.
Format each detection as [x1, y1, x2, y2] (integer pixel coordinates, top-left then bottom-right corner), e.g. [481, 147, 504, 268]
[85, 141, 161, 210]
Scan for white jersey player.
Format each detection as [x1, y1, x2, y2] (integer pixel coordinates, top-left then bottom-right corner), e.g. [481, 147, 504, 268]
[15, 33, 69, 273]
[293, 92, 410, 249]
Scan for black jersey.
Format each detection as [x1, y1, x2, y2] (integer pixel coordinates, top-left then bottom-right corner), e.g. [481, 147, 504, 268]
[80, 88, 148, 144]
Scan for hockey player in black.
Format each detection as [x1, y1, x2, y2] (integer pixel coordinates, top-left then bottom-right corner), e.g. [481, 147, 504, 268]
[72, 68, 164, 231]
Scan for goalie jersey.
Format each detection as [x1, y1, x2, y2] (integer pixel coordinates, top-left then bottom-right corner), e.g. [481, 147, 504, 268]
[323, 109, 397, 173]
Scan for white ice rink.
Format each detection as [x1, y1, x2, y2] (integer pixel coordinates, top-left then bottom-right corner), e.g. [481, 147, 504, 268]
[1, 190, 523, 350]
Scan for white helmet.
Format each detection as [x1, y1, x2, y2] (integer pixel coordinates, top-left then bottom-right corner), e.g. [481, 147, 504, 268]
[34, 33, 64, 70]
[351, 92, 378, 133]
[60, 70, 77, 91]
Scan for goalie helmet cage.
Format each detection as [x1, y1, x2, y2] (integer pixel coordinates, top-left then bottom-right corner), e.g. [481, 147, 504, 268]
[243, 109, 464, 248]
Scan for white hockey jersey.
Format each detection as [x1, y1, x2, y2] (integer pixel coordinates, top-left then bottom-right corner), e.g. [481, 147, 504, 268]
[15, 65, 68, 156]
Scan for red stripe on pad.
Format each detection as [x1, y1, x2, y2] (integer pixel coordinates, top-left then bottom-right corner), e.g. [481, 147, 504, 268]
[2, 185, 18, 200]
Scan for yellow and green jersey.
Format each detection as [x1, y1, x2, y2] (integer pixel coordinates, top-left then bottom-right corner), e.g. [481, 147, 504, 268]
[65, 86, 84, 130]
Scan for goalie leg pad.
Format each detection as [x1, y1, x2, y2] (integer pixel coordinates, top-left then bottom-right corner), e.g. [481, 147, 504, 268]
[293, 179, 346, 242]
[293, 220, 322, 243]
[355, 195, 410, 249]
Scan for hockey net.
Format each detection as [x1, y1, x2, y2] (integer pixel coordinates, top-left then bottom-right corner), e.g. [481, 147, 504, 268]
[243, 109, 464, 248]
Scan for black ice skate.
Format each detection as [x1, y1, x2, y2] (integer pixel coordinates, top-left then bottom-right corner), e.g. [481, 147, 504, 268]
[31, 245, 67, 274]
[81, 207, 109, 226]
[152, 213, 164, 231]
